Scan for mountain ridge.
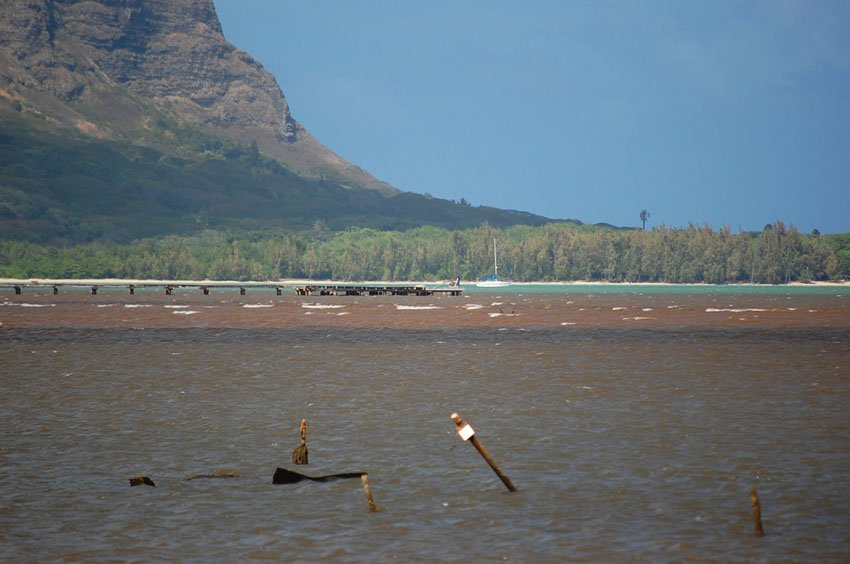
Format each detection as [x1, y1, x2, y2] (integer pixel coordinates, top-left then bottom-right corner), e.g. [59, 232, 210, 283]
[0, 0, 570, 243]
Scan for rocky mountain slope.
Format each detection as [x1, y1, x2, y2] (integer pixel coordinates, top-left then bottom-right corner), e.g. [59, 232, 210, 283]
[0, 0, 388, 189]
[0, 0, 560, 243]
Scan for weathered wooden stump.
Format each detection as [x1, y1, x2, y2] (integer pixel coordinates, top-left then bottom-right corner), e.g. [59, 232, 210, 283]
[292, 418, 308, 465]
[129, 476, 155, 487]
[750, 488, 765, 537]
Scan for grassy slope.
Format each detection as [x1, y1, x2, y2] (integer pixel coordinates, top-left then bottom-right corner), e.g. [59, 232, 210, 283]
[0, 108, 561, 244]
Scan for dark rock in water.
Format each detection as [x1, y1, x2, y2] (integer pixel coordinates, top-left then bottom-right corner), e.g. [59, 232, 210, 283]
[129, 476, 155, 487]
[273, 467, 363, 485]
[185, 470, 244, 481]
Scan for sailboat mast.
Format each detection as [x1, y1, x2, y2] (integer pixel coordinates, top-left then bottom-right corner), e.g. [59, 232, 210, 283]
[493, 237, 498, 278]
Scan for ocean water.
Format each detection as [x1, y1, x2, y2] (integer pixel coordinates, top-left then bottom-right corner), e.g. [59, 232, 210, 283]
[1, 285, 849, 561]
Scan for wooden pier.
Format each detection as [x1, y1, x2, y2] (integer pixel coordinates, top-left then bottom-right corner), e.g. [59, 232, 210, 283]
[1, 281, 286, 295]
[2, 280, 462, 297]
[294, 284, 462, 297]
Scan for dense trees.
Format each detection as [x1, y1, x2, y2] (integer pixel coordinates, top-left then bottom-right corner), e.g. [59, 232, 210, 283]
[0, 222, 844, 283]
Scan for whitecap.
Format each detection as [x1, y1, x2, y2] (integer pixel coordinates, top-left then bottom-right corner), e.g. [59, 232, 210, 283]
[706, 308, 768, 313]
[97, 304, 118, 308]
[164, 305, 190, 309]
[623, 316, 655, 321]
[396, 305, 442, 310]
[488, 312, 504, 317]
[301, 303, 346, 309]
[463, 304, 485, 310]
[172, 310, 199, 315]
[612, 306, 627, 311]
[642, 308, 654, 312]
[124, 304, 153, 308]
[243, 304, 274, 308]
[336, 312, 349, 316]
[491, 302, 503, 306]
[560, 322, 577, 326]
[19, 303, 55, 308]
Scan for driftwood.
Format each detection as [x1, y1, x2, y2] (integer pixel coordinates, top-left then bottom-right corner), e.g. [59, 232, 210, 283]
[129, 476, 155, 487]
[273, 467, 363, 484]
[185, 469, 245, 481]
[272, 467, 377, 512]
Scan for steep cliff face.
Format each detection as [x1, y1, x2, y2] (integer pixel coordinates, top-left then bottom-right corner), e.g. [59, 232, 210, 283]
[0, 0, 390, 190]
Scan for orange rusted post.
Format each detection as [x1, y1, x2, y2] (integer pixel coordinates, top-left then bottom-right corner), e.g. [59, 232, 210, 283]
[451, 412, 517, 492]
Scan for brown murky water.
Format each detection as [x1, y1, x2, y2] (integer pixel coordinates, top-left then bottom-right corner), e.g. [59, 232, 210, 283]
[1, 285, 849, 561]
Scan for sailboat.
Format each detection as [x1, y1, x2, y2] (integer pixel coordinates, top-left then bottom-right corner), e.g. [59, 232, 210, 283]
[476, 238, 512, 287]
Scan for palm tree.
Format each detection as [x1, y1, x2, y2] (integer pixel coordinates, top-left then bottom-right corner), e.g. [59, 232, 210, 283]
[640, 209, 650, 230]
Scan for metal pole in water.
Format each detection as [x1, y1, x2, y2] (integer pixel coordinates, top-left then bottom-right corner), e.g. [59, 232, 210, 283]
[451, 412, 517, 492]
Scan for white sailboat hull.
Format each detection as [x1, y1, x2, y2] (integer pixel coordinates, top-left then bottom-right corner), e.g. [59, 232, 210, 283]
[476, 279, 512, 288]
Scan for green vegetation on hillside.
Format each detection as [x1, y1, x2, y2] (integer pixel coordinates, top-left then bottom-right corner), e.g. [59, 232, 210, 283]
[0, 109, 555, 244]
[1, 222, 843, 283]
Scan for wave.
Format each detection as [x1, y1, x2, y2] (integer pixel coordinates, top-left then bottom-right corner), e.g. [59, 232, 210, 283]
[243, 304, 274, 308]
[172, 310, 199, 315]
[396, 305, 442, 310]
[705, 308, 769, 313]
[301, 303, 346, 309]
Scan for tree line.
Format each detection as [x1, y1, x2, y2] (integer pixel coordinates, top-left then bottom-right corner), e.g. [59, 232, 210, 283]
[0, 221, 845, 283]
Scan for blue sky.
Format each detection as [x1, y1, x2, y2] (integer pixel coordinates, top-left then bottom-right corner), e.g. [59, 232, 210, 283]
[214, 1, 850, 233]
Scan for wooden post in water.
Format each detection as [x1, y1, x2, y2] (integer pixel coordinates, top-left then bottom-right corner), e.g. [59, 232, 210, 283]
[292, 418, 308, 464]
[451, 412, 517, 492]
[361, 473, 377, 512]
[750, 488, 765, 537]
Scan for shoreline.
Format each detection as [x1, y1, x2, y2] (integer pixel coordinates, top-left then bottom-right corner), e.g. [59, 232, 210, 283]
[1, 277, 846, 288]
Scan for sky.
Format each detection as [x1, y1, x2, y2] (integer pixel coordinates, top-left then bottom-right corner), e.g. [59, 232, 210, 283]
[214, 0, 850, 234]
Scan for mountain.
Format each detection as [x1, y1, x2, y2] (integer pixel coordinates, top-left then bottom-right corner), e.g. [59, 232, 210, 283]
[0, 0, 563, 243]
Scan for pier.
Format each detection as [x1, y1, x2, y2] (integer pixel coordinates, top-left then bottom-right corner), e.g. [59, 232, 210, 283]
[1, 280, 462, 297]
[2, 280, 286, 295]
[295, 284, 462, 296]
